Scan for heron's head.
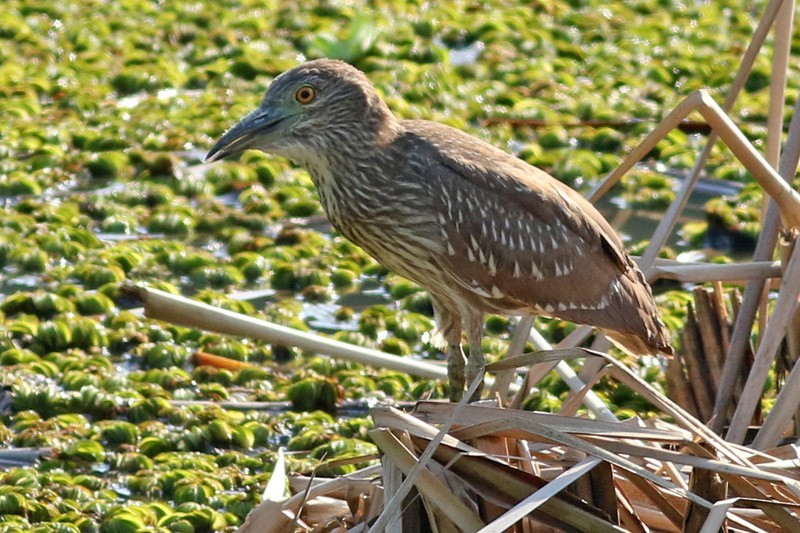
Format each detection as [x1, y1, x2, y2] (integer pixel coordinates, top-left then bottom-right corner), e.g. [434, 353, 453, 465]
[206, 59, 394, 164]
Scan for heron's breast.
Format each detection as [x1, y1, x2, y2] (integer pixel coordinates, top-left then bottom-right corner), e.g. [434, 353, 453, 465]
[310, 165, 444, 280]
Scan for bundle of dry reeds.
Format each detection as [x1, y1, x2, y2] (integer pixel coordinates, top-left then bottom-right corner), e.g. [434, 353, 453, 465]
[237, 384, 800, 532]
[666, 285, 758, 426]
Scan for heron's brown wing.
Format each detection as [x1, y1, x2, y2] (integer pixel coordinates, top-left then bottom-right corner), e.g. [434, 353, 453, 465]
[405, 120, 670, 353]
[428, 157, 624, 313]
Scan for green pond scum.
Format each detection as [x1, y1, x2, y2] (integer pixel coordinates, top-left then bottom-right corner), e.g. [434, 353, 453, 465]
[0, 0, 785, 530]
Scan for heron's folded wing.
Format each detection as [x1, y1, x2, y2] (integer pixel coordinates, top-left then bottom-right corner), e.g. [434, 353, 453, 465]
[426, 157, 628, 317]
[401, 120, 669, 353]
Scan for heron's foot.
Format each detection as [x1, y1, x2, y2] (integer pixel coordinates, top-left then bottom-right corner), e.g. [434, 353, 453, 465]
[465, 362, 485, 402]
[447, 344, 466, 402]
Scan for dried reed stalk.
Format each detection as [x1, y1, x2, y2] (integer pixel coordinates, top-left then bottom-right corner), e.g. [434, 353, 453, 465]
[667, 288, 757, 426]
[715, 51, 800, 431]
[123, 283, 450, 381]
[728, 240, 800, 445]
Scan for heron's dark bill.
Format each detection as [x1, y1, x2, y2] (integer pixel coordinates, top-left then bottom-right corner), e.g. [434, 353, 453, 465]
[205, 107, 289, 163]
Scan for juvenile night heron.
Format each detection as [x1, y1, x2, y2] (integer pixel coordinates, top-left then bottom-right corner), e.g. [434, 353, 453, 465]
[207, 59, 672, 401]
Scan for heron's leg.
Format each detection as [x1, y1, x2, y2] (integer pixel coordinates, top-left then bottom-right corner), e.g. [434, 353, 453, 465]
[431, 297, 466, 402]
[447, 343, 466, 402]
[464, 310, 485, 402]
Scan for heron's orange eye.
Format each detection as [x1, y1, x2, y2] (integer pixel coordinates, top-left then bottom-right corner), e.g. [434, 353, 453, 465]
[295, 85, 315, 104]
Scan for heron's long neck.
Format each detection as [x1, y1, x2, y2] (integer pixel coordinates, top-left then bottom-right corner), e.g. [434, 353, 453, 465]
[300, 116, 405, 228]
[303, 148, 392, 231]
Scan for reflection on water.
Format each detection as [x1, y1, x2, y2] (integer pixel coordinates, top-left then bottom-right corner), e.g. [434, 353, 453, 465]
[594, 174, 743, 252]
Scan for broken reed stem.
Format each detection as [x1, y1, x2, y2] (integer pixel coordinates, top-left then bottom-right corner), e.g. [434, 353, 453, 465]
[380, 456, 404, 533]
[666, 351, 700, 417]
[785, 237, 800, 387]
[669, 288, 751, 424]
[712, 206, 782, 432]
[728, 236, 800, 445]
[591, 92, 714, 270]
[711, 283, 731, 355]
[752, 233, 800, 450]
[645, 260, 782, 284]
[680, 304, 715, 422]
[698, 92, 800, 227]
[715, 71, 800, 434]
[587, 0, 786, 263]
[123, 284, 462, 383]
[597, 88, 800, 271]
[589, 462, 619, 525]
[765, 0, 795, 168]
[692, 288, 724, 389]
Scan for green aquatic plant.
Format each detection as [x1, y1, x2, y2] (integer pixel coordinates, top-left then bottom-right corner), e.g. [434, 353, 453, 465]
[306, 13, 380, 64]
